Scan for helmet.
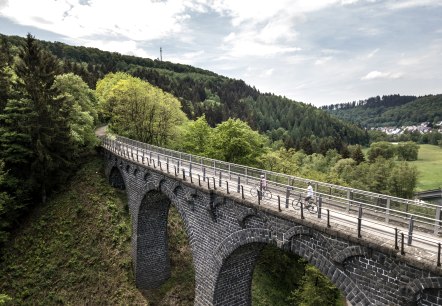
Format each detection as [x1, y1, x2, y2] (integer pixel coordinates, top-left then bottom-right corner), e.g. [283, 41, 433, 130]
[261, 175, 264, 178]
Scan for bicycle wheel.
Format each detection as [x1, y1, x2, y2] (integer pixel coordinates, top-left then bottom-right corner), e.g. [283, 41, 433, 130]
[264, 190, 272, 200]
[307, 203, 318, 214]
[250, 187, 258, 198]
[291, 197, 301, 210]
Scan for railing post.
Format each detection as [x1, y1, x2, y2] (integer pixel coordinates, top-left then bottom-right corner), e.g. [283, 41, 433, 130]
[327, 209, 330, 227]
[212, 177, 216, 190]
[203, 167, 206, 181]
[237, 176, 240, 193]
[357, 206, 362, 238]
[219, 172, 222, 187]
[401, 233, 405, 255]
[198, 174, 201, 186]
[395, 228, 399, 250]
[166, 157, 169, 173]
[182, 169, 186, 181]
[347, 190, 351, 213]
[174, 166, 177, 176]
[385, 197, 391, 224]
[438, 243, 441, 267]
[258, 190, 261, 205]
[435, 205, 441, 235]
[300, 201, 304, 219]
[226, 181, 229, 194]
[241, 185, 244, 199]
[278, 195, 281, 212]
[285, 187, 290, 209]
[245, 168, 248, 185]
[407, 216, 414, 246]
[318, 195, 322, 218]
[136, 148, 139, 162]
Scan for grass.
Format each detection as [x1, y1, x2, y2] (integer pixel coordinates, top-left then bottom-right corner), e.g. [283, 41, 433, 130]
[410, 144, 442, 191]
[0, 154, 194, 305]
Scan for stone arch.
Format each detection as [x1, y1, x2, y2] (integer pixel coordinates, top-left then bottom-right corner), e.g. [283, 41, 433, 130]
[108, 166, 126, 190]
[400, 277, 442, 305]
[333, 246, 368, 264]
[289, 235, 372, 305]
[213, 228, 273, 306]
[134, 185, 195, 290]
[135, 190, 171, 289]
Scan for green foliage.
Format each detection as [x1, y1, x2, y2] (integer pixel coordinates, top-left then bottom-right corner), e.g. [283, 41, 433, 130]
[177, 115, 213, 155]
[324, 94, 442, 128]
[53, 73, 98, 150]
[206, 118, 268, 166]
[96, 72, 187, 146]
[1, 34, 370, 152]
[288, 265, 341, 306]
[0, 160, 13, 245]
[367, 141, 396, 162]
[396, 141, 419, 161]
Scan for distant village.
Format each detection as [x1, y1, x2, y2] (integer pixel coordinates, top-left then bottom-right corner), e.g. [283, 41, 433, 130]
[372, 121, 442, 135]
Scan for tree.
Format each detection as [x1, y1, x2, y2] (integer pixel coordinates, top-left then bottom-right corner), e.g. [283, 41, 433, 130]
[206, 118, 267, 166]
[367, 141, 395, 162]
[178, 115, 212, 155]
[288, 265, 341, 306]
[53, 73, 98, 150]
[97, 72, 186, 146]
[5, 33, 76, 203]
[0, 160, 13, 244]
[388, 162, 418, 198]
[0, 36, 13, 113]
[396, 141, 419, 161]
[349, 144, 365, 164]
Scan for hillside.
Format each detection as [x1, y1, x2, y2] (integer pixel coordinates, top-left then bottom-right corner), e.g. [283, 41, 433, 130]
[0, 154, 194, 305]
[0, 33, 369, 152]
[323, 94, 442, 128]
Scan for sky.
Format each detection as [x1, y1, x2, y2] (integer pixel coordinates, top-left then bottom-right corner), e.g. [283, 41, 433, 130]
[0, 0, 441, 107]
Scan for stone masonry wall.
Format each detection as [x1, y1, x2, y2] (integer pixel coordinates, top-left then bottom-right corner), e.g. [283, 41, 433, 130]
[104, 150, 442, 306]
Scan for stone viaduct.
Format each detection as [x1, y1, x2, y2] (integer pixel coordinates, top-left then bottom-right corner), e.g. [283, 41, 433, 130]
[102, 145, 442, 306]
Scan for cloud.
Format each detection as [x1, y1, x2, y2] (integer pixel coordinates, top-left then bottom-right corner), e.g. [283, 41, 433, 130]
[0, 0, 193, 41]
[361, 70, 403, 80]
[387, 0, 442, 10]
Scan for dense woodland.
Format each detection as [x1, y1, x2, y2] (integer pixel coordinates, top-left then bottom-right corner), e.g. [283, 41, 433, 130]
[0, 33, 430, 305]
[2, 33, 369, 154]
[322, 94, 442, 128]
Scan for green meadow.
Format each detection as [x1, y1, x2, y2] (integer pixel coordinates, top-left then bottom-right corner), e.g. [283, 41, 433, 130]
[411, 144, 442, 191]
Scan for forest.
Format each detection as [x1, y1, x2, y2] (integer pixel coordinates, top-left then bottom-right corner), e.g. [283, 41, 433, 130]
[0, 33, 429, 305]
[322, 94, 442, 128]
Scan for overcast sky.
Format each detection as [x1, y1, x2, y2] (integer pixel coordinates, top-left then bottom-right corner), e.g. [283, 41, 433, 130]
[0, 0, 441, 106]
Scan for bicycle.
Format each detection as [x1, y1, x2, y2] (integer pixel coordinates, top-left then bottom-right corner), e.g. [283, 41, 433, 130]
[250, 186, 272, 200]
[292, 194, 317, 214]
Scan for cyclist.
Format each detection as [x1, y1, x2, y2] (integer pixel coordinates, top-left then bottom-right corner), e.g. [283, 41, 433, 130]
[305, 182, 313, 203]
[260, 174, 267, 191]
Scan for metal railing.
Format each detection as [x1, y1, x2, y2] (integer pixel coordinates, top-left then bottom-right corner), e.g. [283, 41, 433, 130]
[101, 135, 442, 266]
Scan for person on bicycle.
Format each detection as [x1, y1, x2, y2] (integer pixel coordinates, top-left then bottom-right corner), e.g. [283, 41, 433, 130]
[260, 174, 267, 191]
[305, 182, 313, 203]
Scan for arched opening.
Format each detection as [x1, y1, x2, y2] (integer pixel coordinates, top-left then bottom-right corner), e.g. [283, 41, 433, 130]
[136, 190, 195, 304]
[252, 245, 345, 305]
[214, 241, 346, 306]
[109, 166, 125, 190]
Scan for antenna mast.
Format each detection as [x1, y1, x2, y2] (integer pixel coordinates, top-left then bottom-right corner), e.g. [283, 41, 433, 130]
[160, 47, 162, 61]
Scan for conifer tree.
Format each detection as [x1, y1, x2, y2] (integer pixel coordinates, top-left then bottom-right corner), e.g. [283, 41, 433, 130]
[1, 33, 76, 203]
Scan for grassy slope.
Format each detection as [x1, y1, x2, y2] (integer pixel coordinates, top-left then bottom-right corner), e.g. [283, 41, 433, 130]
[0, 154, 194, 305]
[411, 144, 442, 191]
